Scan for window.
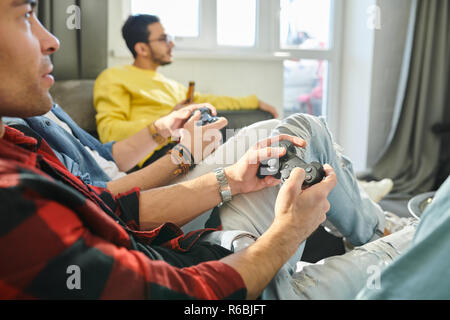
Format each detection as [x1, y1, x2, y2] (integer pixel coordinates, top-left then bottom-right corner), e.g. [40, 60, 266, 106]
[120, 0, 342, 125]
[130, 0, 260, 50]
[131, 0, 200, 38]
[280, 0, 331, 50]
[284, 59, 328, 117]
[217, 0, 257, 47]
[279, 0, 341, 124]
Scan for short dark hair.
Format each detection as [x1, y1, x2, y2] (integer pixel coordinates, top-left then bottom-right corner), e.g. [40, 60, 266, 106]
[122, 14, 160, 58]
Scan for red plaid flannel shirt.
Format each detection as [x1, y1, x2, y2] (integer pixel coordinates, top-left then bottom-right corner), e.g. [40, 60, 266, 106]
[0, 126, 246, 299]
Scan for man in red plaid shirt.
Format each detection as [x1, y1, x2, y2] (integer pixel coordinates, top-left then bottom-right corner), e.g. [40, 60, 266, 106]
[0, 0, 336, 299]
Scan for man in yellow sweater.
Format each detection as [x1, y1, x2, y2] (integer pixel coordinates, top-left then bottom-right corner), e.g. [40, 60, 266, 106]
[94, 14, 279, 167]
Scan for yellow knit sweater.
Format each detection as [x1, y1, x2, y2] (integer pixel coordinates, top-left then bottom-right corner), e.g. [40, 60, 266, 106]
[93, 65, 259, 166]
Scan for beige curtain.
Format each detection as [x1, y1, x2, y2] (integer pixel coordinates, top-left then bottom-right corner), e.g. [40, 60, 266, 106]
[372, 0, 450, 195]
[37, 0, 108, 80]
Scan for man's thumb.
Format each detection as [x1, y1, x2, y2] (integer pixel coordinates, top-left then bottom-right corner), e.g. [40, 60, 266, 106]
[283, 167, 306, 198]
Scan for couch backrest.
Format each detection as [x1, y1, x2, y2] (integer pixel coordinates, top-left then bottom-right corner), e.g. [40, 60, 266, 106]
[49, 79, 274, 139]
[49, 80, 98, 135]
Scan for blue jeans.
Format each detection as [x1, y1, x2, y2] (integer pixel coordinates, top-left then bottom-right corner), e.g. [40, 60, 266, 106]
[178, 113, 387, 299]
[292, 225, 415, 300]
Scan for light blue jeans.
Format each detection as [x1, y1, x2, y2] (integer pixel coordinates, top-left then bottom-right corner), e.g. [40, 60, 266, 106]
[177, 113, 398, 299]
[292, 225, 416, 300]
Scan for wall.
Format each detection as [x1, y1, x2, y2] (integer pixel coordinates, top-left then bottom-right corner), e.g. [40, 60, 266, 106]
[109, 56, 284, 112]
[39, 0, 108, 80]
[337, 0, 412, 172]
[338, 0, 376, 172]
[367, 0, 412, 168]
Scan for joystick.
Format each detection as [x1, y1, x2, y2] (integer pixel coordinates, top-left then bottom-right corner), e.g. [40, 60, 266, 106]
[190, 107, 219, 126]
[257, 140, 325, 188]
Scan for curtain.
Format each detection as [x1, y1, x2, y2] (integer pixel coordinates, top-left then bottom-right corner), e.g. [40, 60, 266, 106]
[37, 0, 108, 80]
[371, 0, 450, 195]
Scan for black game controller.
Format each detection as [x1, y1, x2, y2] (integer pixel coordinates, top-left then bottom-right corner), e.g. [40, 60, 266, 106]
[257, 140, 325, 188]
[190, 107, 219, 126]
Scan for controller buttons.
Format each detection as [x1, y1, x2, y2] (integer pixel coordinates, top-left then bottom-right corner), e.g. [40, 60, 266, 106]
[268, 159, 278, 168]
[257, 141, 325, 188]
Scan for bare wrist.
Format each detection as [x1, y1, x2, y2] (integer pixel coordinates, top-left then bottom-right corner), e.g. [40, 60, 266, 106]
[264, 221, 305, 257]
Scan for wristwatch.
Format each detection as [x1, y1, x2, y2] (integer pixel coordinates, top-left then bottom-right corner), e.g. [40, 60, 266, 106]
[214, 167, 232, 207]
[148, 122, 166, 145]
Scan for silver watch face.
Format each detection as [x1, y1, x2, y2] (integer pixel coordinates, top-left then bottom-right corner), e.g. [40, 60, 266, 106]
[221, 188, 232, 202]
[214, 168, 227, 183]
[214, 168, 232, 203]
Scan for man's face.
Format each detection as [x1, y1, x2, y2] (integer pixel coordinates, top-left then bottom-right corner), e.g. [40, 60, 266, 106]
[146, 22, 174, 66]
[0, 0, 60, 118]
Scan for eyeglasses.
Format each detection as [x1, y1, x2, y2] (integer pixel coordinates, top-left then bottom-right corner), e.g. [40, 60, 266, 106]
[148, 34, 174, 45]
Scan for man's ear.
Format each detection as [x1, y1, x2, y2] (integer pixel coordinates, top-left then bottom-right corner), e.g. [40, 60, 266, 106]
[134, 43, 149, 58]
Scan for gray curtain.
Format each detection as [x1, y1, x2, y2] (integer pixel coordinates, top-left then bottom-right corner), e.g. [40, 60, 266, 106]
[37, 0, 108, 80]
[371, 0, 450, 195]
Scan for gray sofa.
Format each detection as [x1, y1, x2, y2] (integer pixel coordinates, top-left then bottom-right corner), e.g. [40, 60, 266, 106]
[49, 80, 274, 139]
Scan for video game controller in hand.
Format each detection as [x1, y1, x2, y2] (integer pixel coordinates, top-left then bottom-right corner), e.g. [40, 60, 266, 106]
[257, 140, 325, 188]
[190, 107, 219, 126]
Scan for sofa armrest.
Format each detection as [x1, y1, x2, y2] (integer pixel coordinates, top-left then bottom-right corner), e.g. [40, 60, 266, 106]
[217, 109, 274, 141]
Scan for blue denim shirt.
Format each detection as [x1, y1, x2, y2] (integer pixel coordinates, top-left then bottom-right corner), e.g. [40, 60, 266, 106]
[357, 175, 450, 299]
[4, 104, 114, 188]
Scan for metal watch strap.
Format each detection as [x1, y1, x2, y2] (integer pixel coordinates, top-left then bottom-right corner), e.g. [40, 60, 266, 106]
[214, 167, 232, 207]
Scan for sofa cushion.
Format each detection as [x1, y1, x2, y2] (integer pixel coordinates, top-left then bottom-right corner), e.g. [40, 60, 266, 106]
[49, 80, 97, 135]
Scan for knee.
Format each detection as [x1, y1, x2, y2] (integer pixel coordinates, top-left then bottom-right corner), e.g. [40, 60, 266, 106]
[274, 113, 313, 140]
[283, 113, 332, 143]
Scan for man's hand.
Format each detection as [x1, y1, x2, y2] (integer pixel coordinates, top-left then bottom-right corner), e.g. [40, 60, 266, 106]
[174, 106, 227, 163]
[154, 103, 218, 139]
[258, 100, 279, 119]
[274, 164, 337, 244]
[219, 164, 336, 299]
[172, 99, 191, 111]
[224, 135, 306, 195]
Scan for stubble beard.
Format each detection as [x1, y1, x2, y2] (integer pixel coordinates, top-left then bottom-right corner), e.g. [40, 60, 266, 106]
[0, 80, 53, 118]
[148, 45, 172, 67]
[152, 54, 172, 67]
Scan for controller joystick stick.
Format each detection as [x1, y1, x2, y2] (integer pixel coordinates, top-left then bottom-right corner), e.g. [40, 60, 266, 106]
[257, 140, 325, 188]
[190, 107, 219, 126]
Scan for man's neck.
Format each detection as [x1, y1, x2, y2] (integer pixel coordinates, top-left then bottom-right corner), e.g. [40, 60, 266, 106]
[132, 58, 159, 72]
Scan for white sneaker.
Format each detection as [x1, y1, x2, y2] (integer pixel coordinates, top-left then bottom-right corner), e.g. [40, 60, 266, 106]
[384, 211, 419, 234]
[358, 178, 394, 203]
[343, 212, 417, 252]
